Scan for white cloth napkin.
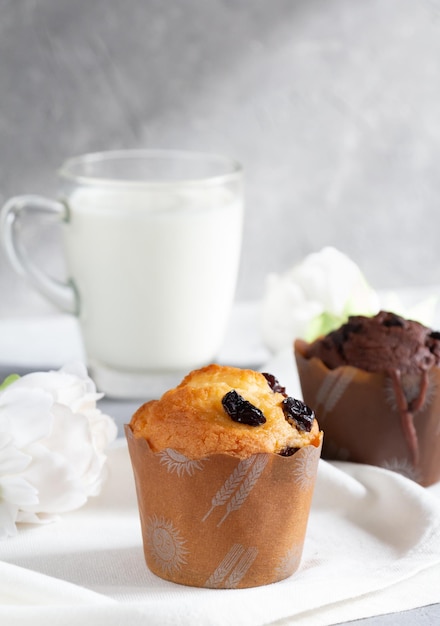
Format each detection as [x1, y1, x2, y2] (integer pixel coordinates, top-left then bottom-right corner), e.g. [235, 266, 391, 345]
[1, 436, 440, 626]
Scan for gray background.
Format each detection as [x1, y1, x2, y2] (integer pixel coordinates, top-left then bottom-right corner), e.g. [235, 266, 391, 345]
[2, 0, 440, 317]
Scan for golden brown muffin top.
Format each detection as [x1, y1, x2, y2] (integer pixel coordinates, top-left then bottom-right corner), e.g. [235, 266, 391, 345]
[130, 364, 321, 459]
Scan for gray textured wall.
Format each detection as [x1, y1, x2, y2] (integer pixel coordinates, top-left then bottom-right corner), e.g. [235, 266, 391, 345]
[1, 0, 440, 317]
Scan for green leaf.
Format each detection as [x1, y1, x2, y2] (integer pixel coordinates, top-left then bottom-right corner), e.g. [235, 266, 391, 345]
[0, 374, 20, 390]
[305, 312, 345, 342]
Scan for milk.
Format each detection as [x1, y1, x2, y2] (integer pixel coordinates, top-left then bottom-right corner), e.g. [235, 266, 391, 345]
[63, 187, 243, 373]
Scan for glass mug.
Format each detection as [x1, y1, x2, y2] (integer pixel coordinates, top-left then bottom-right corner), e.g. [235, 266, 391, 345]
[1, 150, 244, 398]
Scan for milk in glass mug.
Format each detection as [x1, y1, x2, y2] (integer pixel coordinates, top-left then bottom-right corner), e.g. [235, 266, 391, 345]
[1, 150, 244, 398]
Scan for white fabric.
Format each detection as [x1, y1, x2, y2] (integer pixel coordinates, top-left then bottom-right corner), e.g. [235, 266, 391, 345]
[1, 438, 440, 626]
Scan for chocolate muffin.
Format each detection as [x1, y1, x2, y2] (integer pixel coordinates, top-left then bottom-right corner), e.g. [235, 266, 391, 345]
[295, 311, 440, 486]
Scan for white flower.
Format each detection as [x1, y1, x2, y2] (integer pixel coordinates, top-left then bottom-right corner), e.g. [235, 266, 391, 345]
[0, 362, 117, 539]
[260, 247, 380, 352]
[379, 291, 438, 328]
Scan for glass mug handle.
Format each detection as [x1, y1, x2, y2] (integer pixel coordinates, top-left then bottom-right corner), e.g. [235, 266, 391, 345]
[1, 194, 78, 315]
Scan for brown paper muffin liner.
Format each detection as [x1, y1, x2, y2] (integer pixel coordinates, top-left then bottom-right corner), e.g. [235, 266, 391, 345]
[295, 339, 440, 487]
[125, 424, 322, 588]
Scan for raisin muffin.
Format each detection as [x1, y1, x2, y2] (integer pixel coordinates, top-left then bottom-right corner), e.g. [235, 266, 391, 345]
[130, 364, 321, 458]
[295, 311, 440, 486]
[126, 364, 322, 588]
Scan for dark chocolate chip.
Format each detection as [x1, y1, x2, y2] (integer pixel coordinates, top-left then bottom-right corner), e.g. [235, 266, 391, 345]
[222, 390, 266, 426]
[382, 313, 405, 327]
[341, 321, 363, 341]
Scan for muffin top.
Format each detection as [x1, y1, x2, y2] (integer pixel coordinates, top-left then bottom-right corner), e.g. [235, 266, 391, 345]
[130, 364, 321, 459]
[303, 310, 440, 375]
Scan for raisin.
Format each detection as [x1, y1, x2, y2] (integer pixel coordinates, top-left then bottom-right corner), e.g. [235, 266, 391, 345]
[262, 372, 287, 396]
[222, 390, 266, 426]
[282, 397, 314, 432]
[278, 446, 299, 457]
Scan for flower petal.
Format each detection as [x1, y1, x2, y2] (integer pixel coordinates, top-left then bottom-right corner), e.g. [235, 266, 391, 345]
[0, 442, 31, 474]
[0, 475, 39, 506]
[0, 362, 115, 528]
[0, 388, 53, 448]
[0, 501, 19, 539]
[20, 443, 87, 514]
[41, 404, 94, 479]
[8, 362, 95, 406]
[261, 247, 380, 351]
[16, 510, 58, 525]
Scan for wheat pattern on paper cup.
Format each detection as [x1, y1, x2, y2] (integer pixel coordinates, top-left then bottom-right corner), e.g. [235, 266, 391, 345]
[380, 457, 421, 482]
[204, 543, 259, 588]
[158, 448, 206, 477]
[316, 367, 357, 419]
[202, 454, 269, 526]
[275, 543, 302, 579]
[292, 447, 319, 489]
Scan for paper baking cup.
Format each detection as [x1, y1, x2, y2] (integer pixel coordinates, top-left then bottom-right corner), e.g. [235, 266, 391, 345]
[295, 339, 440, 487]
[125, 424, 322, 588]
